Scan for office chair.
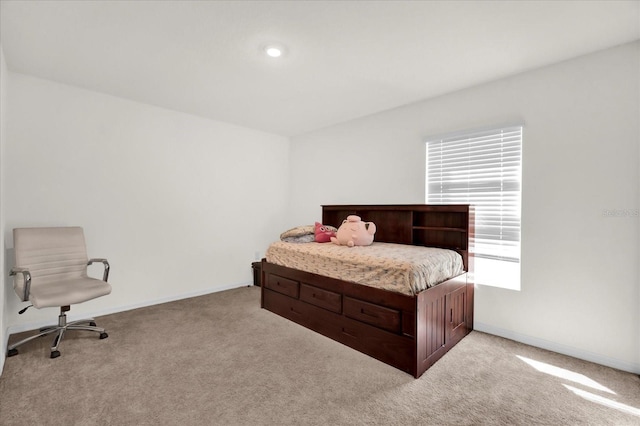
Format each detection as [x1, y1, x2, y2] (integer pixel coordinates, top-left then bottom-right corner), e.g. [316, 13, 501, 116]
[8, 227, 112, 358]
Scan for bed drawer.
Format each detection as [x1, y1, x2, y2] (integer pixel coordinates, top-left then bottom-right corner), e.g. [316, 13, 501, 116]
[264, 274, 299, 298]
[300, 284, 342, 313]
[344, 297, 401, 333]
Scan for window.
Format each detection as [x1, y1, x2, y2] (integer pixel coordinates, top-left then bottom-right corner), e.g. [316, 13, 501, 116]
[426, 125, 522, 290]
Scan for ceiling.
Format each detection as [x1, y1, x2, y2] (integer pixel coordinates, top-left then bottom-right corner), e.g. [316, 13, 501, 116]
[1, 1, 639, 137]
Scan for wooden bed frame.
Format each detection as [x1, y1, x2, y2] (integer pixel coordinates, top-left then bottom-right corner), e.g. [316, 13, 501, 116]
[260, 204, 474, 378]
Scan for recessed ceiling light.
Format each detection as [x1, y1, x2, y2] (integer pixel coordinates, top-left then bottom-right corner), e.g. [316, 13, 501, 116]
[266, 46, 282, 57]
[264, 44, 286, 58]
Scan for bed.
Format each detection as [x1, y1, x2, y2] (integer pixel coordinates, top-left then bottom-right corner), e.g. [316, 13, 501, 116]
[260, 204, 474, 378]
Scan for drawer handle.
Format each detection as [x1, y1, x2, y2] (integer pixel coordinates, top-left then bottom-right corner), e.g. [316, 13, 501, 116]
[360, 308, 379, 318]
[341, 327, 357, 338]
[290, 307, 302, 316]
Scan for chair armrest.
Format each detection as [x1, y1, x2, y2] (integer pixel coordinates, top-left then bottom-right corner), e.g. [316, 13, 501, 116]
[88, 258, 110, 282]
[10, 267, 32, 301]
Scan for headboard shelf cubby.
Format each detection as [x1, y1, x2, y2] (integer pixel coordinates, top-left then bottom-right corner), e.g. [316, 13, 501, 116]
[322, 204, 474, 271]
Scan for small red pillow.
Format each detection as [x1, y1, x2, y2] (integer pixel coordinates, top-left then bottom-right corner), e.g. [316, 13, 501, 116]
[314, 222, 336, 243]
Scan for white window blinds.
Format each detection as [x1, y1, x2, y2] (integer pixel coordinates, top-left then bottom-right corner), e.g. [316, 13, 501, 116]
[426, 126, 522, 262]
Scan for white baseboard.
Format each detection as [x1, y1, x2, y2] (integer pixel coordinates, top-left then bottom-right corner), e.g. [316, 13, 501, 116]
[6, 281, 253, 336]
[475, 322, 640, 375]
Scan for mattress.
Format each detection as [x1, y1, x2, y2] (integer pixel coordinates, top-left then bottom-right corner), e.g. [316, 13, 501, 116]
[265, 241, 464, 295]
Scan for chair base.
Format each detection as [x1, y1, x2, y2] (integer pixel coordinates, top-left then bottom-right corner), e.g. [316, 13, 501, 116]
[7, 306, 108, 358]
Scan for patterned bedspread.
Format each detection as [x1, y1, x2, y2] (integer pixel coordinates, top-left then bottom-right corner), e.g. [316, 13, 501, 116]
[265, 241, 464, 295]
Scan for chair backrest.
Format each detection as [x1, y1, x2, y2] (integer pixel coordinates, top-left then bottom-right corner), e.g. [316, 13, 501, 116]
[13, 227, 89, 300]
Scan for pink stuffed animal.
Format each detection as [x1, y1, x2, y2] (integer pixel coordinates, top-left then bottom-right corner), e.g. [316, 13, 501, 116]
[330, 215, 376, 247]
[314, 222, 336, 243]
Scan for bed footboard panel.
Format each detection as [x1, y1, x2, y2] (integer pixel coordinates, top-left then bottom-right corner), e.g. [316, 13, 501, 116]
[415, 274, 473, 377]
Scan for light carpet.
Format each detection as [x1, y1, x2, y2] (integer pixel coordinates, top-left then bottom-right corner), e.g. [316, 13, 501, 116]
[1, 286, 639, 425]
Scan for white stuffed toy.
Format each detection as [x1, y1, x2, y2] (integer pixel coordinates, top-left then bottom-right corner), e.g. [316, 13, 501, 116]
[330, 215, 376, 247]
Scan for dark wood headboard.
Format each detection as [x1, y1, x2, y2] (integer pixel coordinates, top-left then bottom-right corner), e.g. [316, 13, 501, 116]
[322, 204, 474, 272]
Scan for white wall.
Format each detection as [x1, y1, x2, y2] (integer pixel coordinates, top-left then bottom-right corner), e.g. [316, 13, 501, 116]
[0, 46, 7, 374]
[4, 73, 290, 332]
[290, 42, 640, 373]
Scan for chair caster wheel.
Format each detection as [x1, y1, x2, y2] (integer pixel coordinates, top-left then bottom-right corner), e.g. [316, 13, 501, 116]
[50, 350, 60, 359]
[89, 321, 96, 327]
[7, 348, 18, 357]
[99, 332, 108, 339]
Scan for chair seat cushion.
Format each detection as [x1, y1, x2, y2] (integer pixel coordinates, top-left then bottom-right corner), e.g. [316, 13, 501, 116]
[30, 278, 112, 309]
